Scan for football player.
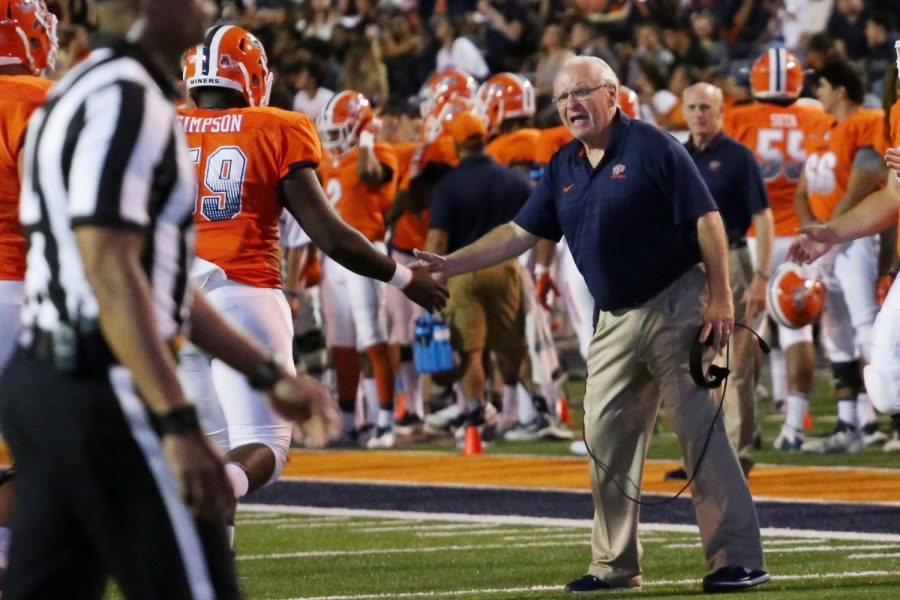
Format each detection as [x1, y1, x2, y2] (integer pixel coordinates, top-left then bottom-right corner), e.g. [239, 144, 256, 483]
[177, 26, 446, 532]
[794, 58, 887, 452]
[723, 48, 834, 450]
[0, 0, 57, 578]
[316, 90, 405, 448]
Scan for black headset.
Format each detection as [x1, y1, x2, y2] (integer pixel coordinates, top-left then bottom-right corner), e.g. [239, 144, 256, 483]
[689, 323, 771, 389]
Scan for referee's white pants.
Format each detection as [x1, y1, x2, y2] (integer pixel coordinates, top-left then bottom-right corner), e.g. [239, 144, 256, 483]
[321, 253, 388, 350]
[178, 282, 294, 484]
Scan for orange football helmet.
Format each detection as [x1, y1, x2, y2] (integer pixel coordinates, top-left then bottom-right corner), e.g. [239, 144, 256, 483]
[767, 263, 826, 329]
[183, 25, 273, 107]
[421, 97, 469, 144]
[419, 68, 477, 118]
[0, 0, 57, 75]
[618, 85, 640, 119]
[475, 72, 536, 134]
[750, 47, 803, 100]
[317, 90, 374, 156]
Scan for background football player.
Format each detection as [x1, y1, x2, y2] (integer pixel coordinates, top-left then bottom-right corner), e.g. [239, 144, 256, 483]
[178, 26, 446, 541]
[0, 0, 56, 578]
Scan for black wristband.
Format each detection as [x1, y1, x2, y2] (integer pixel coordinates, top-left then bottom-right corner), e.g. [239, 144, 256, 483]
[248, 356, 281, 390]
[157, 405, 200, 436]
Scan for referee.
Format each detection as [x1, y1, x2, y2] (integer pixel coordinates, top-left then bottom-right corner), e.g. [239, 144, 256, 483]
[0, 1, 338, 597]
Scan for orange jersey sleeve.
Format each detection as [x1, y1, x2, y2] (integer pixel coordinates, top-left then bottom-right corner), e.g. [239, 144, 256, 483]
[177, 106, 322, 288]
[804, 108, 884, 222]
[398, 134, 458, 190]
[536, 125, 574, 164]
[391, 141, 419, 178]
[724, 102, 833, 236]
[0, 75, 52, 281]
[318, 141, 399, 242]
[485, 128, 541, 167]
[392, 209, 430, 252]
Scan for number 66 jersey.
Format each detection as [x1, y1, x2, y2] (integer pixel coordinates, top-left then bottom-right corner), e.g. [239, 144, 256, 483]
[176, 105, 322, 288]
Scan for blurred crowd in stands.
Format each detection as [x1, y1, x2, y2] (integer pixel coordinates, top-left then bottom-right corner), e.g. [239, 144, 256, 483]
[48, 1, 900, 128]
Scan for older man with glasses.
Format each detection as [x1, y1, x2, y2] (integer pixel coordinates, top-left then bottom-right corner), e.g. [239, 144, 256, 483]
[414, 56, 768, 594]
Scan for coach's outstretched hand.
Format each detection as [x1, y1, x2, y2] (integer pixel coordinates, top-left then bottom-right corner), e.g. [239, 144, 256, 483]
[403, 265, 449, 312]
[267, 373, 341, 448]
[788, 224, 838, 265]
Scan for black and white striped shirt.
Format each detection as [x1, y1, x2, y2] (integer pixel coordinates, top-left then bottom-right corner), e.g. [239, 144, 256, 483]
[19, 42, 196, 342]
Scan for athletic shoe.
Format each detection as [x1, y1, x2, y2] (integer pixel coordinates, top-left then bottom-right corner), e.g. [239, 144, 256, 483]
[861, 422, 888, 447]
[771, 398, 787, 415]
[772, 429, 803, 451]
[569, 440, 588, 456]
[564, 574, 640, 593]
[394, 413, 424, 436]
[365, 427, 395, 449]
[884, 431, 900, 453]
[664, 467, 688, 481]
[702, 566, 770, 593]
[501, 421, 540, 442]
[536, 413, 575, 441]
[801, 421, 862, 454]
[424, 404, 462, 432]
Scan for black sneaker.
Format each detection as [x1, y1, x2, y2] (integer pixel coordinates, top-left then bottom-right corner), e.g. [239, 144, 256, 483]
[664, 467, 688, 481]
[702, 566, 770, 593]
[564, 575, 616, 593]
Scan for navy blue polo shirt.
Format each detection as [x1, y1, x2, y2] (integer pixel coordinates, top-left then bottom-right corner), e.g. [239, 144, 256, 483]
[514, 112, 718, 312]
[430, 154, 532, 253]
[684, 132, 768, 245]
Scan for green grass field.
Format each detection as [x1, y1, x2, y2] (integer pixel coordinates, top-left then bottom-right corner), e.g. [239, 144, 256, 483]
[224, 510, 900, 599]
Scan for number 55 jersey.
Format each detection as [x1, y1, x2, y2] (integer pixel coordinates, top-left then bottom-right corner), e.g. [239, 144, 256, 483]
[724, 101, 832, 237]
[176, 105, 322, 288]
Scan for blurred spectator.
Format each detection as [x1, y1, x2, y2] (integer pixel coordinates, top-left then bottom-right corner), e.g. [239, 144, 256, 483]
[689, 10, 727, 69]
[626, 21, 675, 89]
[568, 17, 621, 74]
[435, 14, 490, 79]
[863, 11, 895, 96]
[381, 11, 430, 102]
[477, 0, 531, 73]
[661, 23, 711, 71]
[723, 0, 780, 59]
[291, 59, 335, 118]
[533, 24, 574, 99]
[339, 37, 390, 107]
[826, 0, 867, 60]
[297, 0, 340, 41]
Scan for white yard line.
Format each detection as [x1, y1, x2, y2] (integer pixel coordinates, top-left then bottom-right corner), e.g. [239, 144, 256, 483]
[237, 540, 589, 561]
[272, 570, 897, 600]
[847, 552, 900, 559]
[239, 504, 900, 543]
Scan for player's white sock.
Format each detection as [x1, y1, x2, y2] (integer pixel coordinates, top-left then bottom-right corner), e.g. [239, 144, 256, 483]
[225, 463, 249, 548]
[837, 399, 858, 429]
[770, 348, 788, 405]
[501, 384, 518, 417]
[517, 384, 537, 425]
[785, 392, 808, 436]
[377, 408, 394, 431]
[398, 361, 422, 417]
[857, 392, 877, 428]
[361, 378, 379, 426]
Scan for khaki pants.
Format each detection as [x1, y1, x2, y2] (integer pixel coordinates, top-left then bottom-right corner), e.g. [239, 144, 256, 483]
[723, 246, 757, 461]
[583, 266, 764, 585]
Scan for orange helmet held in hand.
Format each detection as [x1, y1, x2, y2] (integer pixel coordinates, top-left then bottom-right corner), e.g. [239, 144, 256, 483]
[618, 85, 640, 119]
[317, 90, 374, 156]
[750, 47, 804, 100]
[183, 25, 273, 107]
[475, 72, 536, 134]
[418, 68, 477, 118]
[0, 0, 57, 75]
[767, 263, 826, 329]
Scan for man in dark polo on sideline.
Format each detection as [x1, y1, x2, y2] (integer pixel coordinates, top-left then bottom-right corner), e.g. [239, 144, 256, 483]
[424, 109, 532, 435]
[414, 56, 768, 594]
[665, 82, 774, 479]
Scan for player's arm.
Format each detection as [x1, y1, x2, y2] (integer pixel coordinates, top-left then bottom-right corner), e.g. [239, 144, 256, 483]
[696, 210, 734, 349]
[280, 167, 448, 310]
[794, 171, 817, 226]
[357, 135, 390, 184]
[745, 207, 773, 320]
[832, 147, 886, 219]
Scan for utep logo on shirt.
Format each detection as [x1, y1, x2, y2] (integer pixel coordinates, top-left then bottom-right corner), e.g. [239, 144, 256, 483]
[610, 163, 626, 180]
